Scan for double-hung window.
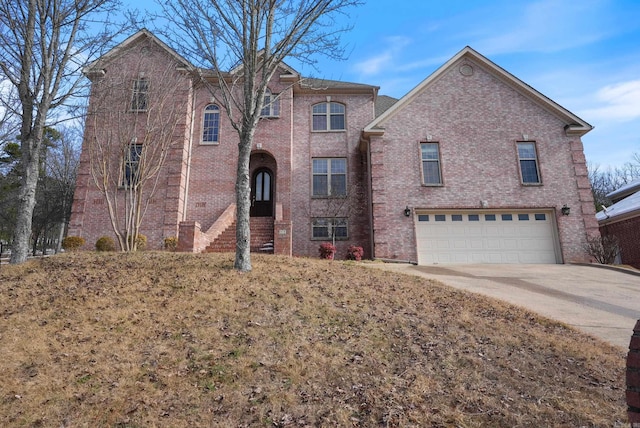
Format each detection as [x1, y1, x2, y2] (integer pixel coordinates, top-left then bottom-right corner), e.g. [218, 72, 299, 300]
[123, 142, 143, 187]
[312, 158, 346, 197]
[517, 142, 541, 184]
[202, 104, 220, 144]
[312, 218, 348, 239]
[420, 142, 442, 185]
[131, 78, 149, 111]
[260, 89, 280, 117]
[312, 102, 345, 131]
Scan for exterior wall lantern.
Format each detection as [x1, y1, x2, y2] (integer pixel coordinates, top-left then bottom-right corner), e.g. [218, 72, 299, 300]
[404, 206, 411, 217]
[561, 205, 571, 216]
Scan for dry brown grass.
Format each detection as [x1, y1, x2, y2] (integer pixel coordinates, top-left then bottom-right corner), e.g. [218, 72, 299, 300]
[0, 252, 626, 427]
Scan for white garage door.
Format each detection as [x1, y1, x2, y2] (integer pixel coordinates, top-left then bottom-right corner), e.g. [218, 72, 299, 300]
[415, 211, 558, 264]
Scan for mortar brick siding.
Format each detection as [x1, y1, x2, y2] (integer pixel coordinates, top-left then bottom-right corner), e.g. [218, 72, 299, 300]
[70, 31, 596, 264]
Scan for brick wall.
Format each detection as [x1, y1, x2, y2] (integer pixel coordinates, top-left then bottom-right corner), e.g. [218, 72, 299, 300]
[71, 32, 596, 263]
[68, 37, 192, 250]
[368, 55, 596, 263]
[290, 92, 374, 259]
[600, 215, 640, 269]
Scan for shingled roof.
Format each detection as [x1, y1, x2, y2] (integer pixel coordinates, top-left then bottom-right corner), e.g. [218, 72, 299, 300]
[375, 95, 398, 117]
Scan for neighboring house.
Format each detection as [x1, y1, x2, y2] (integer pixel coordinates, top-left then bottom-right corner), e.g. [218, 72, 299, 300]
[69, 29, 599, 264]
[596, 179, 640, 268]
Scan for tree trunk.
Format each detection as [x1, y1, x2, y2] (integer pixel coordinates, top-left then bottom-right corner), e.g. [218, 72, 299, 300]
[10, 138, 40, 264]
[234, 130, 254, 272]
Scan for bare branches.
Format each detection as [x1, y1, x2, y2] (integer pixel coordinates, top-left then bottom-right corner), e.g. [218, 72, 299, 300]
[584, 234, 620, 265]
[157, 0, 362, 271]
[589, 152, 640, 210]
[0, 0, 132, 263]
[86, 45, 188, 251]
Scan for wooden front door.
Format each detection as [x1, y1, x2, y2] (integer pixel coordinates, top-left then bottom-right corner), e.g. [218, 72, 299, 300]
[250, 168, 273, 217]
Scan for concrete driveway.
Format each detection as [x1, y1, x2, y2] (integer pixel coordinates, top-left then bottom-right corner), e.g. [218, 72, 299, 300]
[366, 263, 640, 349]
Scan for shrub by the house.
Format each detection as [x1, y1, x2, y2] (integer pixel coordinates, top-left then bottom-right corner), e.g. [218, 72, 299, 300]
[319, 242, 336, 260]
[62, 236, 85, 252]
[95, 236, 116, 252]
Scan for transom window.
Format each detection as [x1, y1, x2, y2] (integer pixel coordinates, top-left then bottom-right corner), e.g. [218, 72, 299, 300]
[517, 142, 541, 184]
[312, 102, 345, 131]
[312, 218, 348, 239]
[260, 89, 280, 117]
[312, 158, 346, 197]
[420, 142, 442, 185]
[202, 104, 220, 144]
[131, 78, 149, 111]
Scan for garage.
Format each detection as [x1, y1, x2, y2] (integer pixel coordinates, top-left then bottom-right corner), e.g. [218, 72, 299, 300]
[415, 210, 559, 264]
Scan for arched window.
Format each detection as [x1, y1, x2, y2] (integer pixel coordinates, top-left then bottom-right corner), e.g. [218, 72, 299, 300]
[202, 104, 220, 143]
[312, 102, 345, 131]
[260, 89, 280, 117]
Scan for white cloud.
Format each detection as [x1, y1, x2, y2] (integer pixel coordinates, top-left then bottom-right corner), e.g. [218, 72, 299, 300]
[583, 80, 640, 122]
[471, 0, 612, 55]
[351, 36, 412, 76]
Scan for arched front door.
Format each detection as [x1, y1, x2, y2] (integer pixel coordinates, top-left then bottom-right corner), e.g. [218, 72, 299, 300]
[250, 168, 273, 217]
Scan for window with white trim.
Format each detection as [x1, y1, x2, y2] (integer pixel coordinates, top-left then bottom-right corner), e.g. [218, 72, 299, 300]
[312, 218, 348, 239]
[420, 142, 442, 185]
[312, 102, 345, 131]
[202, 104, 220, 144]
[260, 89, 280, 117]
[312, 158, 346, 197]
[517, 141, 541, 184]
[123, 142, 143, 187]
[131, 78, 149, 111]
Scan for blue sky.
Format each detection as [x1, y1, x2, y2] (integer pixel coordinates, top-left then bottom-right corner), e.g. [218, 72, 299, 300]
[138, 0, 639, 169]
[338, 0, 640, 169]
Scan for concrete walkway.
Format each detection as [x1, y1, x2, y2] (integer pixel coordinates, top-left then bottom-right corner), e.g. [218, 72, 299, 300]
[365, 263, 640, 349]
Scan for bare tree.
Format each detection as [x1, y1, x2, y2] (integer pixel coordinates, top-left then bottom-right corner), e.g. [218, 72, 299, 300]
[589, 152, 640, 210]
[0, 80, 19, 152]
[584, 234, 620, 265]
[86, 53, 188, 251]
[46, 126, 80, 252]
[0, 0, 128, 264]
[305, 181, 367, 246]
[159, 0, 362, 271]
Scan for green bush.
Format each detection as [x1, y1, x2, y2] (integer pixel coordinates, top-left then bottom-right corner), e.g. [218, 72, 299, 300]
[95, 236, 116, 252]
[135, 234, 147, 251]
[62, 236, 85, 251]
[124, 234, 147, 251]
[164, 236, 178, 251]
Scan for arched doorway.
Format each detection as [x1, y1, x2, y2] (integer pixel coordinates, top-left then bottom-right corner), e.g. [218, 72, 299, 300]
[250, 168, 273, 217]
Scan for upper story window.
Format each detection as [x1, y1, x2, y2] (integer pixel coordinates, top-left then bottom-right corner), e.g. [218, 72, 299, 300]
[312, 158, 347, 197]
[420, 142, 442, 185]
[130, 78, 149, 111]
[202, 104, 220, 144]
[312, 102, 345, 131]
[517, 141, 541, 184]
[260, 89, 280, 117]
[123, 142, 143, 187]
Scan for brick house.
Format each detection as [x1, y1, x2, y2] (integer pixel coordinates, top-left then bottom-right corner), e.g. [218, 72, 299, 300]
[596, 179, 640, 268]
[69, 29, 598, 264]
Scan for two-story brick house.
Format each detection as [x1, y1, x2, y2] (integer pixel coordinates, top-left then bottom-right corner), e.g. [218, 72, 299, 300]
[69, 29, 598, 264]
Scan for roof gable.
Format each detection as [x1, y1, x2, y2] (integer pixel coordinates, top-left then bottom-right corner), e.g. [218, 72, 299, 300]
[83, 29, 194, 76]
[363, 46, 592, 137]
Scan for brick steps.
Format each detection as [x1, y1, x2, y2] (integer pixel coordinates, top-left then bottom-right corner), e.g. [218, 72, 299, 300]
[204, 217, 274, 253]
